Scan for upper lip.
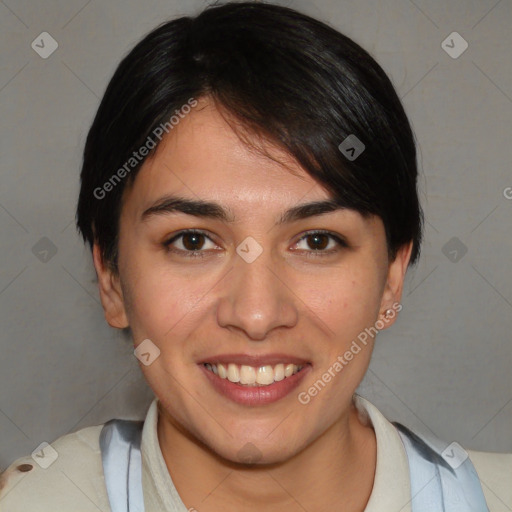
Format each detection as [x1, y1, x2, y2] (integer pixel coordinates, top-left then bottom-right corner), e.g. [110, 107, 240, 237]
[198, 353, 311, 367]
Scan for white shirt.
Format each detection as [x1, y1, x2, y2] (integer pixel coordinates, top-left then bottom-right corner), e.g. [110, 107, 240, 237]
[1, 394, 510, 511]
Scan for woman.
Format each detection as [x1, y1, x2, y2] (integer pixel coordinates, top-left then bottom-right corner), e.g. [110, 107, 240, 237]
[1, 2, 509, 511]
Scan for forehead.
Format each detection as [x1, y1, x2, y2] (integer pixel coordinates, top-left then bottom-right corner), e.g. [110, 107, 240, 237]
[116, 100, 386, 252]
[122, 99, 333, 216]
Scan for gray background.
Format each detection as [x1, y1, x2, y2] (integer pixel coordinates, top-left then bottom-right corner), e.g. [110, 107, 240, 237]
[0, 0, 511, 471]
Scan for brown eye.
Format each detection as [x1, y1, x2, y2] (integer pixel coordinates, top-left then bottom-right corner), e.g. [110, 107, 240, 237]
[181, 232, 206, 251]
[163, 230, 218, 258]
[305, 233, 330, 250]
[293, 230, 348, 256]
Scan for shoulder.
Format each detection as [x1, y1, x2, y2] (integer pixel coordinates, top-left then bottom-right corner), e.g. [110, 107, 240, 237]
[0, 424, 110, 512]
[467, 448, 512, 510]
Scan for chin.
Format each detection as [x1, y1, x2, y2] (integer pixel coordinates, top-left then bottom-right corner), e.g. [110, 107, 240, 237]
[202, 428, 304, 467]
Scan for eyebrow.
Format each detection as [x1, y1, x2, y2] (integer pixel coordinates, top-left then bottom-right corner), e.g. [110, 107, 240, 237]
[140, 195, 349, 225]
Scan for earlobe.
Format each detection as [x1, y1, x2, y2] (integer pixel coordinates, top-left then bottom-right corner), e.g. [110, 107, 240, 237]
[92, 243, 129, 329]
[379, 241, 413, 323]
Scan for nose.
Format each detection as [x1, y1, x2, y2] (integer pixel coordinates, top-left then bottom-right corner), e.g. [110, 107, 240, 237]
[216, 243, 299, 340]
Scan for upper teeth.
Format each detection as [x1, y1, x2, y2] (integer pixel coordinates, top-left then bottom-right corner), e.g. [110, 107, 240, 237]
[204, 363, 304, 386]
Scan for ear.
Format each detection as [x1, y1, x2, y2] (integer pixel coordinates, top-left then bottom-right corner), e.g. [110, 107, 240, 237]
[378, 241, 413, 328]
[92, 242, 129, 329]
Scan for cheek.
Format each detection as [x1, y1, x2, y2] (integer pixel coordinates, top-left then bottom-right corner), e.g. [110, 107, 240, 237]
[126, 273, 201, 338]
[119, 249, 217, 345]
[305, 267, 383, 341]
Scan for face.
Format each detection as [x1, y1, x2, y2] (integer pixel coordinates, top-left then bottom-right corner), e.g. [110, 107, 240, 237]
[94, 98, 411, 464]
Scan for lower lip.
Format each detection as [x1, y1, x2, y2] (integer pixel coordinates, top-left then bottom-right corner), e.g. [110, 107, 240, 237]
[199, 364, 311, 406]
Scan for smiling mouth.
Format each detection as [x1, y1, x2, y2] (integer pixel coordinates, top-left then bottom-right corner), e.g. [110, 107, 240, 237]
[203, 362, 306, 387]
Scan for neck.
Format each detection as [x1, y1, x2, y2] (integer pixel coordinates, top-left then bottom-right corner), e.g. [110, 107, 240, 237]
[157, 399, 376, 512]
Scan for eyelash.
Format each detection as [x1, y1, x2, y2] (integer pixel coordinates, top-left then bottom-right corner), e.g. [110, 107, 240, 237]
[162, 229, 348, 259]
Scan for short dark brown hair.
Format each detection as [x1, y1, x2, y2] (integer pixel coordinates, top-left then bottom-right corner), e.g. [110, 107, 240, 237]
[76, 1, 423, 271]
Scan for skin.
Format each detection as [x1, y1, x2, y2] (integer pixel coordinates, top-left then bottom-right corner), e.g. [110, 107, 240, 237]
[93, 97, 412, 511]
